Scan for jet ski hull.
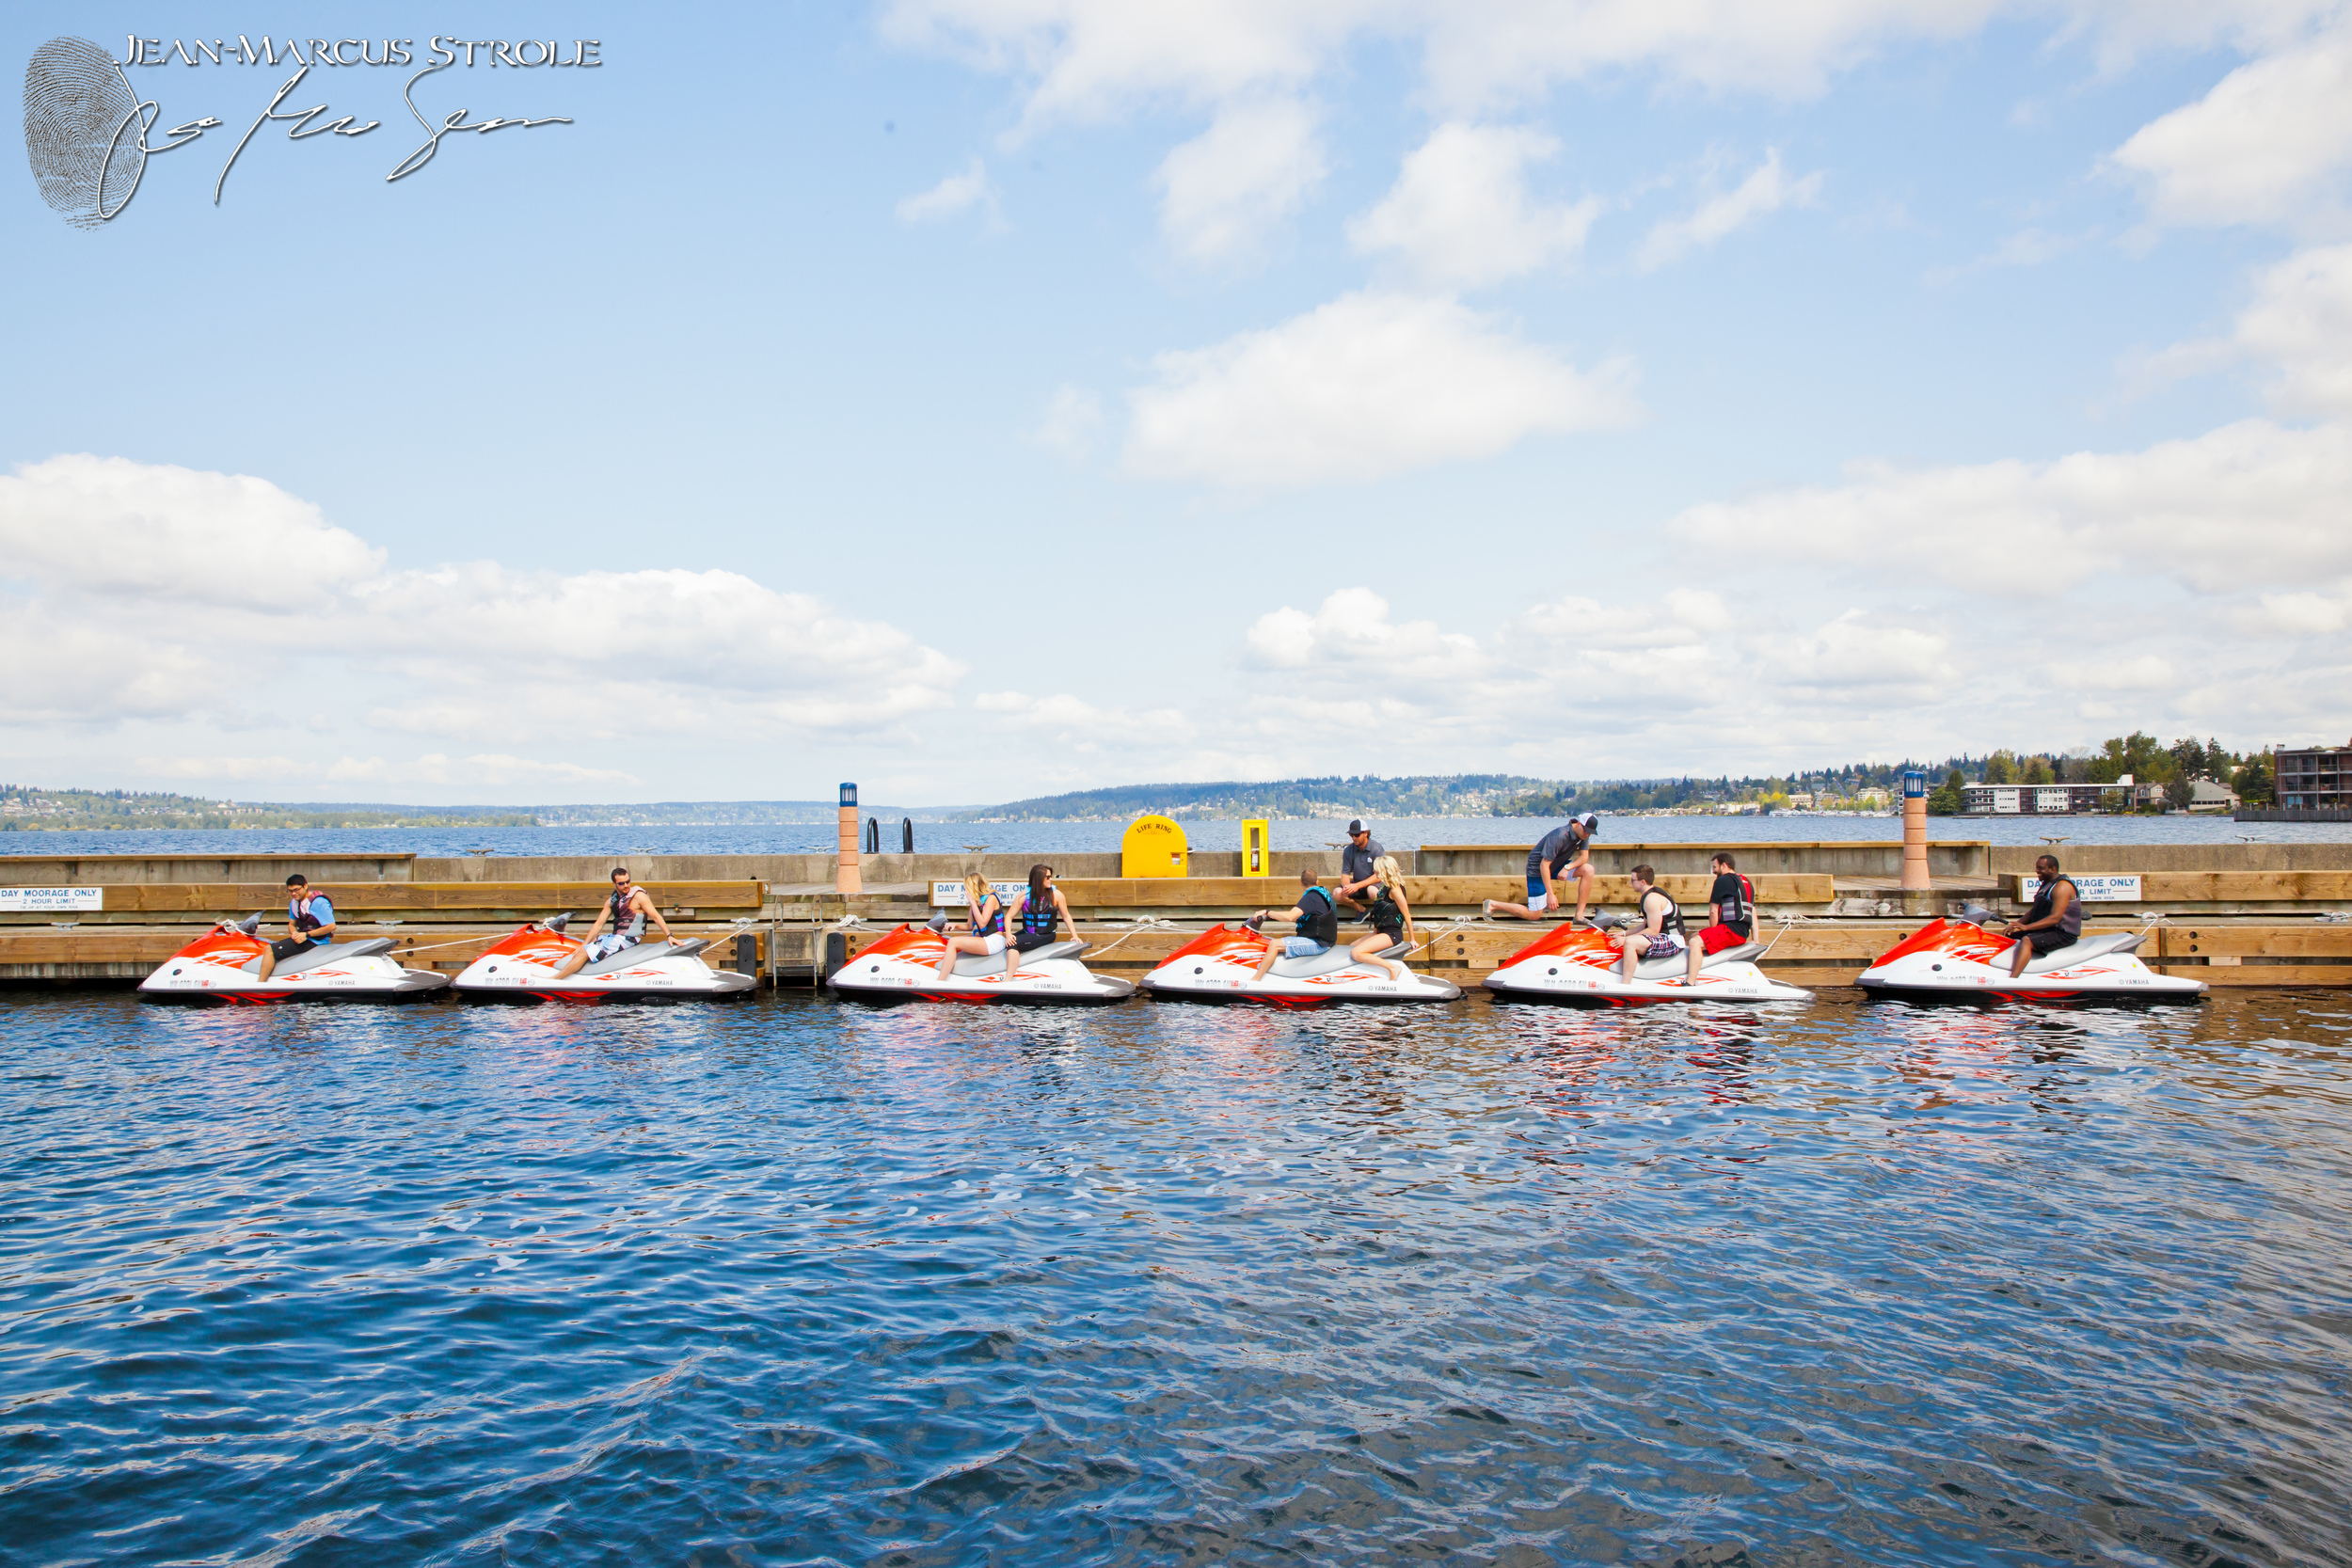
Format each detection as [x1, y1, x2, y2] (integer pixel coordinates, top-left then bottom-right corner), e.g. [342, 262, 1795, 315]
[1139, 924, 1462, 1006]
[452, 924, 757, 1002]
[1854, 917, 2205, 1004]
[138, 927, 450, 1004]
[1480, 922, 1811, 1006]
[829, 925, 1136, 1004]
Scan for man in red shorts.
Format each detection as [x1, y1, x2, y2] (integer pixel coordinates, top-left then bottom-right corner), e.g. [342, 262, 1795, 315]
[1691, 852, 1756, 980]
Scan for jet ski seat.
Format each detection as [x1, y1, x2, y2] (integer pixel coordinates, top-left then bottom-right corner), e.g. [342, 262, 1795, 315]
[1633, 941, 1763, 981]
[236, 937, 396, 976]
[949, 940, 1087, 976]
[1268, 940, 1409, 979]
[2020, 929, 2144, 974]
[577, 936, 708, 977]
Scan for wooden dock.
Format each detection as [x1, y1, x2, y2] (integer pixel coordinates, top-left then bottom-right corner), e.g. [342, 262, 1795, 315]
[4, 844, 2348, 990]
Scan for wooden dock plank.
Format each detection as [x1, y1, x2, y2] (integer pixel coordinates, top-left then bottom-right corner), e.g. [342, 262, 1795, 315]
[10, 881, 768, 917]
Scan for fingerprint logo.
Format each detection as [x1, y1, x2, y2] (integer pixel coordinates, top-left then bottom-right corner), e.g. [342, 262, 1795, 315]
[23, 36, 147, 228]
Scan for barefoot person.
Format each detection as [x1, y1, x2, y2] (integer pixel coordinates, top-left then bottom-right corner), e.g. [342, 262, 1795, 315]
[1248, 870, 1340, 985]
[1687, 852, 1757, 984]
[1486, 813, 1599, 921]
[935, 871, 1009, 980]
[553, 867, 677, 979]
[2002, 854, 2080, 977]
[1003, 863, 1076, 978]
[255, 874, 336, 981]
[1348, 855, 1417, 982]
[1607, 864, 1687, 982]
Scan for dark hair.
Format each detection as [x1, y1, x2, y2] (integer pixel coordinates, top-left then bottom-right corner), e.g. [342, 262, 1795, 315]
[1712, 852, 1736, 869]
[1028, 863, 1053, 901]
[1630, 863, 1656, 884]
[284, 874, 307, 887]
[611, 866, 629, 879]
[2037, 854, 2060, 871]
[1300, 868, 1319, 887]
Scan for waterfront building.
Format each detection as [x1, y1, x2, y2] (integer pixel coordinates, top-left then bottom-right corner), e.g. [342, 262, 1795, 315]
[2185, 779, 2239, 813]
[2275, 740, 2352, 810]
[1960, 783, 2113, 815]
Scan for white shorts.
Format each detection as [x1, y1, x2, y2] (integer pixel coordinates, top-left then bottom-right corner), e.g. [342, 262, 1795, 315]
[971, 931, 1006, 956]
[1520, 885, 1556, 912]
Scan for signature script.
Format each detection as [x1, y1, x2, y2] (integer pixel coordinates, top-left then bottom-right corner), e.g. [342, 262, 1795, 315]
[96, 59, 571, 212]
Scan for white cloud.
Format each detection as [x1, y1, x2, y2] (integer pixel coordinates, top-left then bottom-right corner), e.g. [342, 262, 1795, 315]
[0, 457, 965, 749]
[1154, 97, 1327, 263]
[897, 156, 1000, 223]
[1347, 123, 1600, 287]
[977, 690, 1195, 751]
[1123, 290, 1641, 486]
[2110, 25, 2352, 228]
[1671, 419, 2352, 595]
[0, 453, 380, 610]
[1635, 149, 1823, 271]
[2232, 243, 2352, 416]
[133, 752, 641, 789]
[1032, 383, 1106, 455]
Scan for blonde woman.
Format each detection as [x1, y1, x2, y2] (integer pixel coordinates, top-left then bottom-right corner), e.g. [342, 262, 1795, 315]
[934, 871, 1006, 980]
[1349, 855, 1416, 982]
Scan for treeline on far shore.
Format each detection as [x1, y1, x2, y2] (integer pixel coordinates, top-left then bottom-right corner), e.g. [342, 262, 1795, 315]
[0, 784, 537, 833]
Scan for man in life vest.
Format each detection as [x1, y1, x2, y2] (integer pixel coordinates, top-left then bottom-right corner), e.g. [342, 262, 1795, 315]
[1248, 869, 1340, 984]
[1607, 863, 1687, 981]
[255, 873, 336, 980]
[2001, 854, 2080, 977]
[1486, 814, 1598, 921]
[552, 866, 677, 978]
[1690, 852, 1757, 981]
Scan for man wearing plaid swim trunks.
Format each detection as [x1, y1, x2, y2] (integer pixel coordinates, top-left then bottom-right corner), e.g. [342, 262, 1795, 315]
[1609, 864, 1691, 982]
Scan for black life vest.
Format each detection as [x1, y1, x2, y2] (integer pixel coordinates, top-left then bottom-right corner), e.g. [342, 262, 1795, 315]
[1719, 874, 1755, 930]
[1018, 887, 1057, 935]
[2027, 876, 2083, 937]
[1295, 886, 1339, 945]
[1642, 887, 1685, 938]
[1367, 882, 1405, 934]
[609, 886, 645, 941]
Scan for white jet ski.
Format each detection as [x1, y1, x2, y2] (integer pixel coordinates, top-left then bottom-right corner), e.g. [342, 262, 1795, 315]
[1855, 905, 2205, 1004]
[828, 914, 1135, 1004]
[1140, 919, 1461, 1006]
[1483, 913, 1812, 1007]
[138, 914, 449, 1005]
[452, 912, 757, 1002]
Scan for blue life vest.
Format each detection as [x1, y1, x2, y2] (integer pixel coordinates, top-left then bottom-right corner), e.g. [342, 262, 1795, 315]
[1295, 886, 1338, 945]
[1019, 887, 1057, 935]
[969, 895, 1003, 938]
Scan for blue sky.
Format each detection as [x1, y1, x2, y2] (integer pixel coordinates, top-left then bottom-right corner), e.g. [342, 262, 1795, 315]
[5, 1, 2348, 804]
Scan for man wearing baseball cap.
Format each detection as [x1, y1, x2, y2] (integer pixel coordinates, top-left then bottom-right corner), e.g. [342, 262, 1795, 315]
[1486, 813, 1599, 921]
[1334, 819, 1385, 923]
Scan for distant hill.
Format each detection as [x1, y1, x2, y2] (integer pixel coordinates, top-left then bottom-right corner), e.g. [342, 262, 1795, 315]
[949, 775, 1574, 822]
[0, 786, 962, 833]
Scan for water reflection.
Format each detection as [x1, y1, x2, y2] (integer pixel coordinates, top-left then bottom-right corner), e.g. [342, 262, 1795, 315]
[1, 988, 2346, 1565]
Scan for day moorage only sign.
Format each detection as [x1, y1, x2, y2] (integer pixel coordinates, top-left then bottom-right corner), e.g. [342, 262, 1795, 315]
[0, 888, 103, 911]
[932, 880, 1030, 908]
[2016, 874, 2143, 901]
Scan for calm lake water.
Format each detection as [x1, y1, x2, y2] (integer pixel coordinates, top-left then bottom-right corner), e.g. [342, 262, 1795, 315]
[3, 989, 2347, 1565]
[4, 813, 2344, 861]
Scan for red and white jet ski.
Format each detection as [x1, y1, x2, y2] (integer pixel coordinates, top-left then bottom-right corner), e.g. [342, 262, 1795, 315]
[1855, 906, 2205, 1004]
[1140, 920, 1461, 1006]
[452, 912, 757, 1002]
[1484, 914, 1811, 1007]
[138, 915, 449, 1005]
[829, 915, 1135, 1004]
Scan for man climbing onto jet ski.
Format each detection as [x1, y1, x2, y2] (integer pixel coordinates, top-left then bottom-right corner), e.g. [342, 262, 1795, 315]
[1003, 864, 1077, 979]
[2002, 855, 2079, 977]
[253, 874, 337, 981]
[1486, 813, 1599, 922]
[551, 867, 677, 978]
[1248, 870, 1342, 987]
[1607, 864, 1692, 982]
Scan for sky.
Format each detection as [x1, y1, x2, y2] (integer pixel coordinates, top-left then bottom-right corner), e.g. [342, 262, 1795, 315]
[3, 1, 2349, 806]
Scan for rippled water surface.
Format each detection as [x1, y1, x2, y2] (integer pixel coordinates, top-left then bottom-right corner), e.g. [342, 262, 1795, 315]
[4, 989, 2348, 1565]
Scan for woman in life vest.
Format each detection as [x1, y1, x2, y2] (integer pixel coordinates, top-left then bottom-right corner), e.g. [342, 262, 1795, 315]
[1609, 863, 1688, 981]
[1004, 863, 1076, 978]
[1347, 855, 1418, 982]
[1248, 869, 1340, 984]
[934, 870, 1009, 980]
